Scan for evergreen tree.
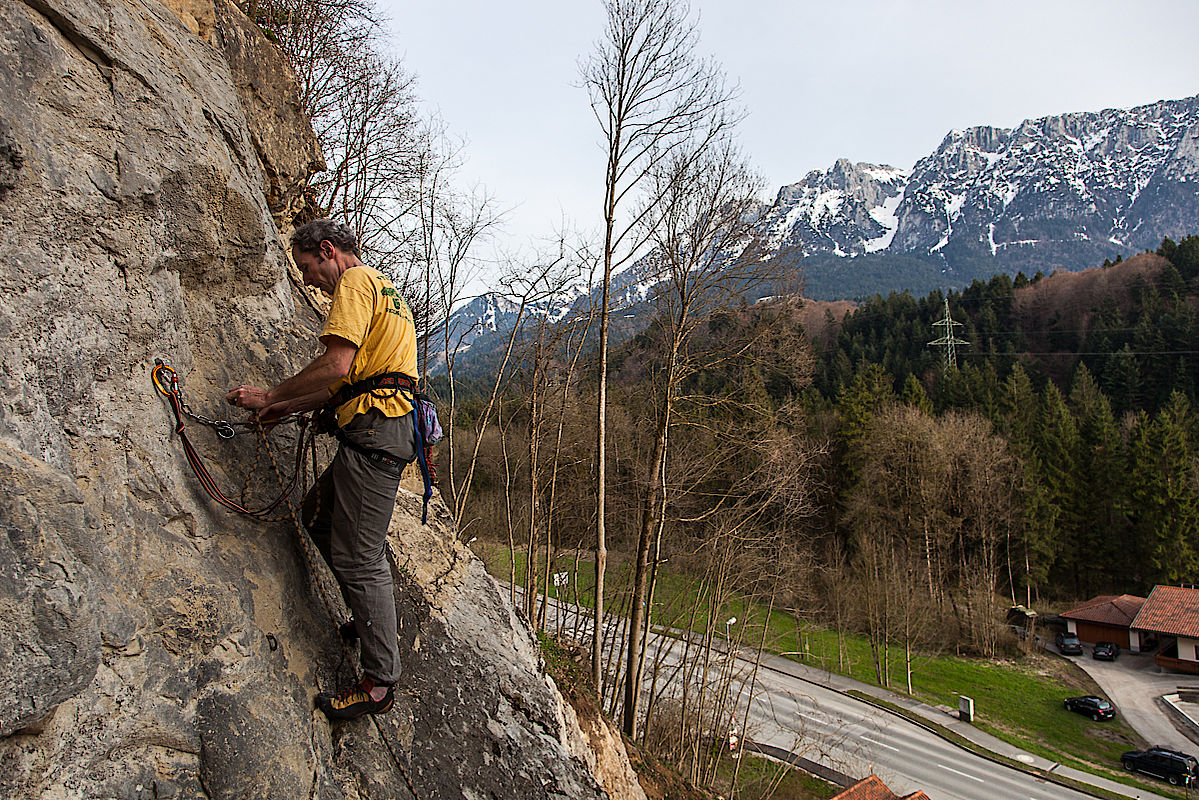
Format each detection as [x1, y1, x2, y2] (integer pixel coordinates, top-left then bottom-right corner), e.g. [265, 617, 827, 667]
[836, 363, 896, 486]
[1068, 364, 1128, 592]
[1036, 382, 1083, 594]
[1103, 344, 1141, 415]
[1127, 392, 1199, 587]
[901, 373, 933, 415]
[1000, 364, 1058, 600]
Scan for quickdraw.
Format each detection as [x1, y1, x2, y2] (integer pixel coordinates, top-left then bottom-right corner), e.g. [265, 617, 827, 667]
[151, 359, 310, 518]
[151, 359, 267, 439]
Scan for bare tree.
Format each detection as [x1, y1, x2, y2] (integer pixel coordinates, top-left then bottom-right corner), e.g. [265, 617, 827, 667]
[405, 128, 505, 522]
[621, 137, 762, 736]
[450, 248, 584, 530]
[244, 0, 430, 276]
[581, 0, 737, 693]
[317, 51, 428, 276]
[846, 405, 1019, 666]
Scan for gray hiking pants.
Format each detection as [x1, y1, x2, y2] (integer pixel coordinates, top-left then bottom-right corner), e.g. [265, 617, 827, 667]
[303, 408, 415, 685]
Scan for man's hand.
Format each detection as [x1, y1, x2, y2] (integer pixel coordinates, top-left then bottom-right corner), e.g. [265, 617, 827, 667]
[258, 388, 330, 421]
[226, 385, 270, 411]
[225, 335, 356, 420]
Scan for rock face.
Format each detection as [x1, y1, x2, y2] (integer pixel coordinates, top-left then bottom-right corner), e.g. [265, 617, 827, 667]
[756, 159, 908, 258]
[0, 1, 642, 798]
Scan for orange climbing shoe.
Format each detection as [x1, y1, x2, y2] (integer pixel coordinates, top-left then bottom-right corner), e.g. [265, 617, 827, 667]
[317, 676, 394, 720]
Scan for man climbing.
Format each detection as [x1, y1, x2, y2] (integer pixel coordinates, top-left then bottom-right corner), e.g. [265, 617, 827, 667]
[226, 218, 417, 720]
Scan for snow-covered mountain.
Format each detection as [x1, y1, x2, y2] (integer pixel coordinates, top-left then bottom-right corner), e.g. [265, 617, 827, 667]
[432, 94, 1199, 372]
[790, 94, 1199, 296]
[756, 159, 909, 258]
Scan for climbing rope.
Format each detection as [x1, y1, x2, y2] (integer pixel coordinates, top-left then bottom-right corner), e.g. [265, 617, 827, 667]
[151, 359, 309, 518]
[152, 357, 347, 630]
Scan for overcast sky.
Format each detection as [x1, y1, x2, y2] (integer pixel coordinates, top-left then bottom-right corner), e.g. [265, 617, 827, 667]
[376, 0, 1199, 267]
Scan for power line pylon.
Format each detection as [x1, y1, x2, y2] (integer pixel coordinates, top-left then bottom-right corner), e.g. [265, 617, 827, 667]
[929, 296, 969, 369]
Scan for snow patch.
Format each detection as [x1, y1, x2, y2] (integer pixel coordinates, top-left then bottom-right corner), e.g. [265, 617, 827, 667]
[809, 190, 844, 224]
[863, 190, 904, 253]
[864, 165, 909, 183]
[945, 192, 966, 222]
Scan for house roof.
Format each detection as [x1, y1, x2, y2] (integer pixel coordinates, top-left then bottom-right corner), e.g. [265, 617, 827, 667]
[1061, 594, 1146, 627]
[1132, 586, 1199, 637]
[832, 775, 931, 800]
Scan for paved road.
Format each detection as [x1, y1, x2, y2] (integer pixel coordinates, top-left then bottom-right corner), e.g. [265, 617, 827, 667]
[534, 592, 1173, 800]
[742, 659, 1093, 798]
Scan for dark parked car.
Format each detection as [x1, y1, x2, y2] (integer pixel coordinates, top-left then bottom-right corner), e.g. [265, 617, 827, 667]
[1093, 641, 1121, 660]
[1064, 695, 1116, 720]
[1122, 747, 1199, 785]
[1055, 631, 1083, 655]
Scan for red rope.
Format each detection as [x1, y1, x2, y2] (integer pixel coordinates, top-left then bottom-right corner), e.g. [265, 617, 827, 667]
[153, 362, 309, 519]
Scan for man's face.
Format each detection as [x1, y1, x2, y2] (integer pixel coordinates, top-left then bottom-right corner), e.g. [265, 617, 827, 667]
[291, 244, 335, 294]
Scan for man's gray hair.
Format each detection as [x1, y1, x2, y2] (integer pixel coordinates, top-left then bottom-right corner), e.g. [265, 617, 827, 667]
[290, 219, 361, 257]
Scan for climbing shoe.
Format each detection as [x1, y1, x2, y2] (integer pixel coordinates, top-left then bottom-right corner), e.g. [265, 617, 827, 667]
[317, 676, 394, 720]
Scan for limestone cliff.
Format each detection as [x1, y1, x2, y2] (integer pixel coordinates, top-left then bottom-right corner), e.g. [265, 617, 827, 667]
[0, 1, 645, 798]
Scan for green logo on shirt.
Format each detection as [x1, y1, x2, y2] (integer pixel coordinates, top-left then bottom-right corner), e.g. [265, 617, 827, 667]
[380, 286, 410, 318]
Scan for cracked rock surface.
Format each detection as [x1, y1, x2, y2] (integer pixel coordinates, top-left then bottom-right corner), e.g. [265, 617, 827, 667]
[0, 1, 642, 798]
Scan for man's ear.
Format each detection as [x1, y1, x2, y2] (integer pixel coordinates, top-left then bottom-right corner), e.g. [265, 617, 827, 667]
[320, 240, 335, 260]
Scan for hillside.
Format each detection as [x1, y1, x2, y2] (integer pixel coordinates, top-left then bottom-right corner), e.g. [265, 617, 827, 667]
[0, 2, 643, 798]
[1009, 253, 1173, 350]
[810, 238, 1199, 409]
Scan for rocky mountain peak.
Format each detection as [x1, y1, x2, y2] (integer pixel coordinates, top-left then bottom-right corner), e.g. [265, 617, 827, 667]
[781, 93, 1199, 297]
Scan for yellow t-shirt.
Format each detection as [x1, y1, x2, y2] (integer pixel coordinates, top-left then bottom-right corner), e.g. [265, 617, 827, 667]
[321, 265, 418, 427]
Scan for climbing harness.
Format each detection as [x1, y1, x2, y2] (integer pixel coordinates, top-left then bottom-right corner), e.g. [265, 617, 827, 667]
[317, 371, 442, 524]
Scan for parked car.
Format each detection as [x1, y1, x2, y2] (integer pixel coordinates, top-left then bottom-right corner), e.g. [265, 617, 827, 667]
[1122, 747, 1199, 786]
[1055, 631, 1083, 655]
[1092, 641, 1121, 660]
[1064, 695, 1116, 720]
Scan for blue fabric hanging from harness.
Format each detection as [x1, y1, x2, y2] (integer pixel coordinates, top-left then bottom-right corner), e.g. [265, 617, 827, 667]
[318, 373, 441, 524]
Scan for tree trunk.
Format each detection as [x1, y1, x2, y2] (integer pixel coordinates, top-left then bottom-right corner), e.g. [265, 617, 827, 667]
[593, 143, 618, 692]
[622, 344, 680, 736]
[525, 365, 541, 625]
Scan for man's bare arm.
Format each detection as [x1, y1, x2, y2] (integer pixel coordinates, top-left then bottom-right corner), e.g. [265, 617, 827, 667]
[227, 335, 357, 412]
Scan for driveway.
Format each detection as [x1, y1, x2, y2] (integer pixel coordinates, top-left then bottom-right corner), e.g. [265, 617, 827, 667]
[1068, 643, 1199, 752]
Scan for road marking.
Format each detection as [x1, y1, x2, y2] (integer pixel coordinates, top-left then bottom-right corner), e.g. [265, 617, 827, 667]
[860, 735, 900, 752]
[938, 763, 984, 782]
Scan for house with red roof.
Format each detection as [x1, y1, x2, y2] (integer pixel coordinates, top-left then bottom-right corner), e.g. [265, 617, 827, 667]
[831, 775, 930, 800]
[1060, 594, 1146, 650]
[1131, 585, 1199, 673]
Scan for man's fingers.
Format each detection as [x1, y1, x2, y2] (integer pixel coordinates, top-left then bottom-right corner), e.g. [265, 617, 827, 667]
[225, 386, 266, 409]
